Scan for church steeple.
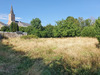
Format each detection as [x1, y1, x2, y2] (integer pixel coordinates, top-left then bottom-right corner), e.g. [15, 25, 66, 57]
[8, 5, 15, 25]
[10, 5, 14, 14]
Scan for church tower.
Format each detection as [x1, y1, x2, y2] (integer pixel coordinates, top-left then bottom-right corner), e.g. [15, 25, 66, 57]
[8, 5, 15, 25]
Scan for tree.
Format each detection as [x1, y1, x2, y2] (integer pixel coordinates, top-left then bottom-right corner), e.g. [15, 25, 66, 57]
[54, 16, 81, 37]
[89, 17, 95, 26]
[94, 17, 100, 43]
[10, 22, 19, 32]
[43, 24, 54, 37]
[84, 19, 91, 26]
[19, 26, 26, 32]
[94, 17, 100, 35]
[53, 26, 59, 37]
[81, 26, 96, 37]
[65, 16, 81, 36]
[31, 18, 43, 30]
[78, 17, 85, 28]
[40, 31, 47, 37]
[1, 26, 10, 32]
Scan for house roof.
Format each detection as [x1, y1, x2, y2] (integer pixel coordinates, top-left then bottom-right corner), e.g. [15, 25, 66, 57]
[0, 21, 31, 27]
[15, 21, 31, 27]
[0, 22, 7, 26]
[10, 5, 14, 15]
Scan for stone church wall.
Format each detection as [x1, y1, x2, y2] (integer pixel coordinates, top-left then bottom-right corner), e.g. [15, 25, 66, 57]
[0, 31, 27, 38]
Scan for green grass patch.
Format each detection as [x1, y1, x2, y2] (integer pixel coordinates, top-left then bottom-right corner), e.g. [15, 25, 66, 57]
[21, 35, 38, 39]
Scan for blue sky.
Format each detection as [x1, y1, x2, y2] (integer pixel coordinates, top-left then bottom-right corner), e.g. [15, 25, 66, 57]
[0, 0, 100, 26]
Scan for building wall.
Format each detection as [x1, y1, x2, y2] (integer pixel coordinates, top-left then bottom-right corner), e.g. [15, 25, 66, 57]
[8, 14, 15, 25]
[0, 31, 27, 38]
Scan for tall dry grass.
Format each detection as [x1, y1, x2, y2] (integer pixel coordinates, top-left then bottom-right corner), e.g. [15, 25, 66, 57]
[2, 37, 100, 74]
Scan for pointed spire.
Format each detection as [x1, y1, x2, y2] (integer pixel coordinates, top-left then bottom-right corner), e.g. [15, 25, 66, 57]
[10, 5, 14, 14]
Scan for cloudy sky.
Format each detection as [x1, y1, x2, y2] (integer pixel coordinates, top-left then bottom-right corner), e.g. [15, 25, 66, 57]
[0, 0, 100, 26]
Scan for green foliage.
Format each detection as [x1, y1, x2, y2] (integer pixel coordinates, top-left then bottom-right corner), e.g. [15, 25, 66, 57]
[96, 35, 100, 43]
[21, 35, 38, 39]
[25, 18, 43, 37]
[31, 18, 43, 30]
[10, 22, 19, 32]
[78, 17, 95, 33]
[1, 26, 10, 32]
[95, 17, 100, 35]
[53, 26, 61, 37]
[25, 26, 34, 34]
[19, 26, 27, 32]
[40, 31, 47, 37]
[78, 17, 85, 28]
[14, 17, 98, 38]
[42, 24, 54, 37]
[94, 17, 100, 43]
[84, 19, 91, 26]
[53, 16, 81, 37]
[81, 26, 96, 37]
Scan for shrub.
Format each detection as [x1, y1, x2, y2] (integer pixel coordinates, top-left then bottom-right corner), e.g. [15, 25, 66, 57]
[20, 35, 38, 39]
[81, 26, 96, 37]
[1, 26, 10, 32]
[95, 17, 100, 35]
[96, 35, 100, 43]
[40, 31, 47, 37]
[10, 22, 19, 32]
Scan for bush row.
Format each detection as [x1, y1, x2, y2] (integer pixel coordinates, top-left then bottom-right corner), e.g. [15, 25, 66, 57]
[1, 17, 100, 42]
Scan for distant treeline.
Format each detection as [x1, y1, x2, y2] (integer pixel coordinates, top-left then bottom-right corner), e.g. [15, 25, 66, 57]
[1, 16, 100, 38]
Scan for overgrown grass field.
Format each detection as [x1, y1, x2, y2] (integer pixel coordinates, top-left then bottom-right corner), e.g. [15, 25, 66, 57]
[0, 37, 100, 75]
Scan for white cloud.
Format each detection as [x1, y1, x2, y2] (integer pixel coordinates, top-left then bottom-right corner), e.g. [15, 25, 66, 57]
[0, 14, 22, 20]
[15, 17, 22, 20]
[0, 14, 8, 20]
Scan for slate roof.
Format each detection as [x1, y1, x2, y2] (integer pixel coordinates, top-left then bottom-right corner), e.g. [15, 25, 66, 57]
[0, 21, 30, 27]
[15, 21, 31, 27]
[10, 5, 14, 15]
[0, 22, 7, 26]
